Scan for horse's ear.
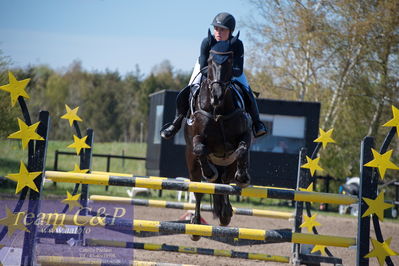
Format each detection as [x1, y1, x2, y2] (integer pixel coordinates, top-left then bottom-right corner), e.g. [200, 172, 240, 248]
[230, 31, 240, 46]
[208, 29, 216, 45]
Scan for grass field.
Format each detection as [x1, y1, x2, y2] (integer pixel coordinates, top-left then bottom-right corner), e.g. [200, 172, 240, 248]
[0, 139, 146, 197]
[0, 139, 146, 176]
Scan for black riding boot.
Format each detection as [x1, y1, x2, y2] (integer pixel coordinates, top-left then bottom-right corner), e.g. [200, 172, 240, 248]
[244, 87, 267, 138]
[160, 85, 191, 140]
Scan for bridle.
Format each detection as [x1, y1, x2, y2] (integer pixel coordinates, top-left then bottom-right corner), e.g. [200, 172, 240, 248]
[194, 49, 246, 157]
[207, 49, 234, 95]
[194, 49, 244, 123]
[208, 80, 232, 91]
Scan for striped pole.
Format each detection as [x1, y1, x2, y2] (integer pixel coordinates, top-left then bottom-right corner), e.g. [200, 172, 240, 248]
[43, 214, 356, 247]
[85, 238, 290, 263]
[92, 171, 169, 180]
[37, 256, 195, 266]
[45, 171, 358, 205]
[89, 195, 294, 220]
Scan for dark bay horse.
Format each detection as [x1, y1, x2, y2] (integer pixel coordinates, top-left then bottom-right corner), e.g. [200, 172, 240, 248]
[184, 36, 252, 240]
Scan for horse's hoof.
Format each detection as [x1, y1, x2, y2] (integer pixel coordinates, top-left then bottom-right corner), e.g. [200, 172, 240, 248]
[237, 181, 250, 188]
[235, 171, 250, 188]
[205, 173, 218, 183]
[202, 163, 218, 182]
[193, 143, 206, 156]
[219, 216, 231, 226]
[190, 235, 201, 241]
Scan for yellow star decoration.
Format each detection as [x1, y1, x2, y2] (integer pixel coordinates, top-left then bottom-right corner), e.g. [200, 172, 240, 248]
[7, 118, 44, 149]
[383, 105, 399, 138]
[5, 161, 41, 194]
[314, 128, 336, 149]
[299, 183, 314, 192]
[301, 156, 323, 176]
[60, 105, 83, 127]
[300, 214, 321, 232]
[69, 164, 89, 173]
[67, 135, 91, 155]
[61, 191, 82, 212]
[364, 149, 399, 179]
[311, 245, 327, 256]
[0, 207, 29, 236]
[364, 237, 398, 266]
[0, 72, 31, 107]
[362, 191, 393, 222]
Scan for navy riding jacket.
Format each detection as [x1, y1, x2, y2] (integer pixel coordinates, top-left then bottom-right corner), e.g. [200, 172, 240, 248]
[198, 34, 244, 77]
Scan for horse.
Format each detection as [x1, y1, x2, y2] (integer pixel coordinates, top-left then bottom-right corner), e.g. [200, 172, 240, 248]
[184, 35, 252, 241]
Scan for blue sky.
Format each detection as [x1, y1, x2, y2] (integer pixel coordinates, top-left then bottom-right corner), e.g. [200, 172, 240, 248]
[0, 0, 256, 76]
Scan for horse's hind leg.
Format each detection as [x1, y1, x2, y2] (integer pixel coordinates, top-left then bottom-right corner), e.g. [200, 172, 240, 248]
[214, 167, 234, 226]
[235, 140, 251, 188]
[215, 194, 232, 226]
[192, 135, 218, 182]
[190, 192, 203, 241]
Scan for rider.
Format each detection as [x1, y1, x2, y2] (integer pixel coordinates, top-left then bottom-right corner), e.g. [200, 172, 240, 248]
[160, 12, 267, 140]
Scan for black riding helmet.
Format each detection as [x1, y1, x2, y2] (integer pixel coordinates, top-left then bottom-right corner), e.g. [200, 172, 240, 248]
[211, 12, 235, 33]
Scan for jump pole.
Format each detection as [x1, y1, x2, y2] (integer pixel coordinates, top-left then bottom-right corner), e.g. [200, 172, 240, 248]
[85, 238, 290, 263]
[37, 256, 196, 266]
[89, 195, 294, 220]
[45, 171, 358, 205]
[42, 213, 356, 248]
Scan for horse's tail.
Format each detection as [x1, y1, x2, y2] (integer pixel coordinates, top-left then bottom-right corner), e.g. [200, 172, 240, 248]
[211, 172, 233, 226]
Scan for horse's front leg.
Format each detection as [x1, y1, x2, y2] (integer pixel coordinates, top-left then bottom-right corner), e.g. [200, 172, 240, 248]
[192, 135, 218, 182]
[190, 192, 203, 241]
[234, 140, 251, 188]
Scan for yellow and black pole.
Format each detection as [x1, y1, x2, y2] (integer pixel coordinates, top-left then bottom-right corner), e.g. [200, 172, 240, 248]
[89, 195, 294, 220]
[37, 256, 195, 266]
[42, 214, 356, 248]
[45, 171, 358, 205]
[86, 238, 290, 263]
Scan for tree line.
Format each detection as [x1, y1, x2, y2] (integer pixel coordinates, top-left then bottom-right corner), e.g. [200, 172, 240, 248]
[0, 59, 190, 143]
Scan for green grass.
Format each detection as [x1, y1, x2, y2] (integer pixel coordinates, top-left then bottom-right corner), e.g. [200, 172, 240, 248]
[0, 140, 28, 177]
[0, 139, 146, 177]
[0, 139, 146, 196]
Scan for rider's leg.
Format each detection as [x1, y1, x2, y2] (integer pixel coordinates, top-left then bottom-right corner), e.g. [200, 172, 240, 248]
[233, 74, 267, 138]
[161, 61, 202, 140]
[160, 85, 191, 140]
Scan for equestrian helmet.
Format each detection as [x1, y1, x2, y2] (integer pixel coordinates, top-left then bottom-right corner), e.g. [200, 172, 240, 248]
[211, 12, 235, 32]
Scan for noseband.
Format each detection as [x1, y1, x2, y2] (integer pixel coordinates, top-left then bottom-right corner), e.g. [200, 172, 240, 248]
[208, 80, 232, 90]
